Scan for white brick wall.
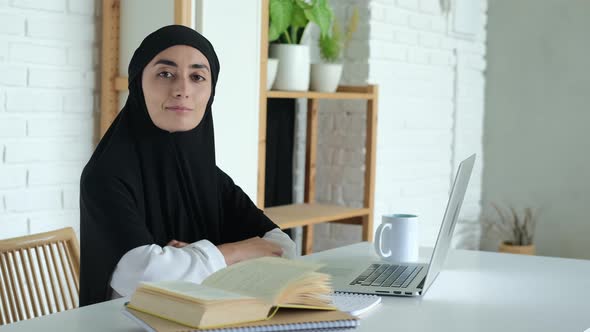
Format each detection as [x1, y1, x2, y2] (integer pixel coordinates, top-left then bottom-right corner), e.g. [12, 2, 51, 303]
[298, 0, 487, 252]
[0, 118, 26, 137]
[12, 0, 66, 12]
[29, 210, 80, 235]
[0, 88, 4, 110]
[67, 0, 96, 16]
[4, 140, 92, 163]
[0, 166, 26, 189]
[9, 42, 67, 65]
[0, 214, 28, 239]
[27, 16, 95, 42]
[7, 88, 63, 112]
[0, 63, 27, 85]
[0, 13, 26, 36]
[4, 188, 62, 212]
[0, 1, 99, 240]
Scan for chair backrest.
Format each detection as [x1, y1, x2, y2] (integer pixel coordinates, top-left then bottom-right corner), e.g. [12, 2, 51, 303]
[0, 227, 80, 325]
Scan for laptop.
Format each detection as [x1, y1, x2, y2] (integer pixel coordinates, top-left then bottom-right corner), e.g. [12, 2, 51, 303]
[323, 154, 476, 297]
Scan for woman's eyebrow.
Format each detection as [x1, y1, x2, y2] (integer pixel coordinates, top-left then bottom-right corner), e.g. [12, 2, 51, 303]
[191, 63, 210, 72]
[154, 59, 177, 67]
[154, 59, 209, 72]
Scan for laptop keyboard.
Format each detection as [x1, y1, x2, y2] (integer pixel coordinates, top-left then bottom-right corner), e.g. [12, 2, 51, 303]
[350, 264, 423, 288]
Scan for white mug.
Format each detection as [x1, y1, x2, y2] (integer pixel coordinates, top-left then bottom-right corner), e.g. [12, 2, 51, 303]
[374, 214, 419, 262]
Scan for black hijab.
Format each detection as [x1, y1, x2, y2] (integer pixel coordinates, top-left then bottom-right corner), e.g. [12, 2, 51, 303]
[79, 25, 277, 306]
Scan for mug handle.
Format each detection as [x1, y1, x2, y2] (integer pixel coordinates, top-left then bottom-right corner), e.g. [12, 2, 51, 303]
[374, 223, 392, 258]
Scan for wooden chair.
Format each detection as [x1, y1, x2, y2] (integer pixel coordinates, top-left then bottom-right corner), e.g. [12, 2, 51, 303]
[0, 227, 80, 325]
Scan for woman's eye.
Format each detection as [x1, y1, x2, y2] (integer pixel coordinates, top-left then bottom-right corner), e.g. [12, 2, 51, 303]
[158, 71, 174, 79]
[191, 74, 205, 82]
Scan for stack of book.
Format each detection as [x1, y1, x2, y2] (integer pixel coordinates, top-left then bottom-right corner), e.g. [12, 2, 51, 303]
[123, 257, 379, 332]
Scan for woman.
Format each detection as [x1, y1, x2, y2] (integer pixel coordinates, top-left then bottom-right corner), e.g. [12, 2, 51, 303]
[79, 25, 296, 306]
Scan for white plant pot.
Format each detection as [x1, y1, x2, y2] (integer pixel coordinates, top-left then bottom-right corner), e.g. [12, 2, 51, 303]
[269, 44, 310, 91]
[310, 63, 343, 92]
[267, 58, 279, 90]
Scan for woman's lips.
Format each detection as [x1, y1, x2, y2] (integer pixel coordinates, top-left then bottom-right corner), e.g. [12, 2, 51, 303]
[166, 106, 193, 112]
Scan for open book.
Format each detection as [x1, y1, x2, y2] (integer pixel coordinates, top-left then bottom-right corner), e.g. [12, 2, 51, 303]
[127, 257, 337, 329]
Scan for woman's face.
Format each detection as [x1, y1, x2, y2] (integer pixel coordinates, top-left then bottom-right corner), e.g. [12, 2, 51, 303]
[142, 45, 212, 133]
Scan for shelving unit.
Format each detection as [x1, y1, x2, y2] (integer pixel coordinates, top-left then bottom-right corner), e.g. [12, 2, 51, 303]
[258, 0, 378, 254]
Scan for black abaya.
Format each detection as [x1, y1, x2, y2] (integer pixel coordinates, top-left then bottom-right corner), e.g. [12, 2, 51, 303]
[79, 25, 277, 306]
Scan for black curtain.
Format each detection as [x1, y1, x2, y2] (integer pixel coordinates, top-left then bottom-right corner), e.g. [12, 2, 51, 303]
[264, 98, 295, 237]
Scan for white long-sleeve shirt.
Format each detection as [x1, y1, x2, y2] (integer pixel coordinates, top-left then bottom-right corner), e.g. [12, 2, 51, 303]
[109, 228, 296, 299]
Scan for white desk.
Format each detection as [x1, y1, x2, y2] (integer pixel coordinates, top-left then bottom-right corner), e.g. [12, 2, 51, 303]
[3, 242, 590, 331]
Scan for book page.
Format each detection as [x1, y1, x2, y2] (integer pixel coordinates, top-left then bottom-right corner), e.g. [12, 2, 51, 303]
[202, 257, 322, 304]
[141, 281, 252, 302]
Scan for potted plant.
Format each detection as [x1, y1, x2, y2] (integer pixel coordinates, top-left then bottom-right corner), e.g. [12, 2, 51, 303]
[266, 58, 279, 90]
[310, 8, 359, 92]
[482, 204, 537, 255]
[268, 0, 333, 91]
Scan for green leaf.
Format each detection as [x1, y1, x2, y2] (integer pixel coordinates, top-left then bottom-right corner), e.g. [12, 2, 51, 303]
[319, 20, 341, 62]
[269, 0, 294, 42]
[291, 4, 308, 29]
[303, 0, 333, 38]
[294, 0, 313, 10]
[319, 35, 340, 62]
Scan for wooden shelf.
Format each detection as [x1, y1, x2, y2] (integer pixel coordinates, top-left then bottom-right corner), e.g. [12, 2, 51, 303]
[258, 0, 377, 254]
[115, 76, 127, 91]
[264, 203, 370, 229]
[266, 86, 376, 100]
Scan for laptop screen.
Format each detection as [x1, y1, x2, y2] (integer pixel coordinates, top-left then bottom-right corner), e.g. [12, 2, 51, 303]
[421, 154, 476, 295]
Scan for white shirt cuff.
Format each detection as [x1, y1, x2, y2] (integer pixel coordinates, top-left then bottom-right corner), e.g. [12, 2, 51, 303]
[263, 228, 298, 259]
[184, 239, 227, 272]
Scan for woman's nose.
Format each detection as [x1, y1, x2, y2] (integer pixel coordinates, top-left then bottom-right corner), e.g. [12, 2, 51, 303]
[173, 78, 189, 98]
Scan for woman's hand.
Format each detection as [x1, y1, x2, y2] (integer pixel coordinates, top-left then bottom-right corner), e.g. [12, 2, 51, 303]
[167, 239, 189, 248]
[217, 237, 283, 266]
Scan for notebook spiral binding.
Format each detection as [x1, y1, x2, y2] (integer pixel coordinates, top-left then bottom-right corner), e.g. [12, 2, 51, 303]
[331, 292, 382, 317]
[188, 318, 359, 332]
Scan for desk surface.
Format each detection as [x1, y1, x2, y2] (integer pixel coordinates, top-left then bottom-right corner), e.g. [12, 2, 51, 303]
[3, 242, 590, 331]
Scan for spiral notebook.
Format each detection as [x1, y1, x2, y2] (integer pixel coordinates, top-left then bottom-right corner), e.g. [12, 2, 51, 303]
[124, 306, 359, 332]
